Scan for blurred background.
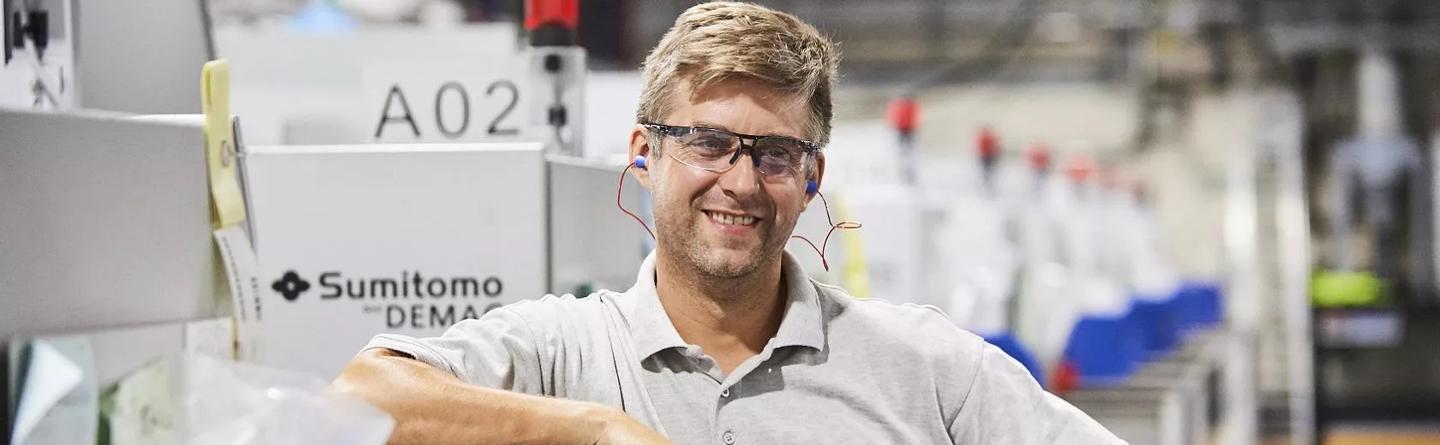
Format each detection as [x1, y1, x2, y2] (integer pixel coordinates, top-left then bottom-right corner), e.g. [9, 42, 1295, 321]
[3, 0, 1440, 444]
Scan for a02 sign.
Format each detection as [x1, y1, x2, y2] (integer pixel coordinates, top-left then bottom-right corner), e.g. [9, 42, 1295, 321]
[364, 59, 532, 143]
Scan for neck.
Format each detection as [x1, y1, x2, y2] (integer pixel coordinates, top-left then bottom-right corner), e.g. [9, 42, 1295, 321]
[653, 250, 787, 374]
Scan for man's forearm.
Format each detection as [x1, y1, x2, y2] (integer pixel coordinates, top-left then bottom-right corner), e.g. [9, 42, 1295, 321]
[333, 348, 611, 445]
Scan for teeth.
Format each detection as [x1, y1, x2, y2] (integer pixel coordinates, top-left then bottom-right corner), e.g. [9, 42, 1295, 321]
[706, 211, 755, 226]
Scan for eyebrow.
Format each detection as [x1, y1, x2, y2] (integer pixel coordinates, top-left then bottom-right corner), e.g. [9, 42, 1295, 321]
[691, 121, 804, 140]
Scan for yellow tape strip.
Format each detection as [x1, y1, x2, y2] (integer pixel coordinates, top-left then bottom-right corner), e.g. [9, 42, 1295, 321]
[836, 194, 871, 299]
[201, 59, 247, 228]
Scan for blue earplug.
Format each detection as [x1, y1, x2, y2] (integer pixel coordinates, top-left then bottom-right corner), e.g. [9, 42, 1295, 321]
[806, 179, 818, 196]
[634, 155, 647, 169]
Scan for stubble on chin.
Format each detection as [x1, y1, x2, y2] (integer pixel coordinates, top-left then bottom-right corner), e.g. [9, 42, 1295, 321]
[657, 204, 778, 282]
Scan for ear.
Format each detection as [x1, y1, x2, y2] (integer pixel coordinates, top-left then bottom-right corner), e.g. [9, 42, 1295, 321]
[628, 124, 655, 189]
[804, 151, 826, 207]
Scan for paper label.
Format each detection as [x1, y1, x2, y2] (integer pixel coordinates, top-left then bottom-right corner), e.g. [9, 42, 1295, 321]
[213, 226, 260, 361]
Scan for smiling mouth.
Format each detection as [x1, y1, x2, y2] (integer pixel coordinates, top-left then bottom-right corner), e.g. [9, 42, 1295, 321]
[703, 210, 759, 227]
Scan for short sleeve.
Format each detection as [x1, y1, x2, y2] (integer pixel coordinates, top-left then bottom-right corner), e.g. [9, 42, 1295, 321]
[361, 306, 547, 394]
[948, 343, 1127, 444]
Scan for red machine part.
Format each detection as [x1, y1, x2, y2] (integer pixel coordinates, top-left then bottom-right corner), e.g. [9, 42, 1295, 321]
[887, 97, 919, 133]
[1027, 142, 1050, 171]
[525, 0, 578, 31]
[1065, 154, 1095, 183]
[976, 126, 1000, 159]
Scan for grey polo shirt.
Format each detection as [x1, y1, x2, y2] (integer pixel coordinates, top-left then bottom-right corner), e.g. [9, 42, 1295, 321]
[364, 252, 1123, 444]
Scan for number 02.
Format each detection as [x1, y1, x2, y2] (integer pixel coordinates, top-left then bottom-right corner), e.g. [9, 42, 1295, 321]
[487, 80, 519, 136]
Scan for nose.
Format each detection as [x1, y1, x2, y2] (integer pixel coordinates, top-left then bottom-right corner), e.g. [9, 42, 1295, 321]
[717, 145, 763, 199]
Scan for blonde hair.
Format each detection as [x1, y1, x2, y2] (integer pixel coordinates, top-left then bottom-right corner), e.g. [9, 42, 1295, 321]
[637, 2, 839, 147]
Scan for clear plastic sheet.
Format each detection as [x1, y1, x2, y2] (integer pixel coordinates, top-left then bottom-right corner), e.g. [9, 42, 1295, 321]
[101, 355, 393, 445]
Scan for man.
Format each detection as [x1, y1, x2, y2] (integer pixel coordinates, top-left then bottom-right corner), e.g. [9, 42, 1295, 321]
[335, 3, 1123, 444]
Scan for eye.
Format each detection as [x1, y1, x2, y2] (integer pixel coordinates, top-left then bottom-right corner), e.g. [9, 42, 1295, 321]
[680, 131, 735, 154]
[756, 139, 803, 165]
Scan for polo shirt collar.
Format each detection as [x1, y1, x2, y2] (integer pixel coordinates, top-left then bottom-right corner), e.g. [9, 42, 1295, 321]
[626, 250, 825, 363]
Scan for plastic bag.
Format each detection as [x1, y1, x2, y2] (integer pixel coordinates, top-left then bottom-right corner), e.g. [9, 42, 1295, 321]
[102, 355, 393, 445]
[181, 355, 394, 445]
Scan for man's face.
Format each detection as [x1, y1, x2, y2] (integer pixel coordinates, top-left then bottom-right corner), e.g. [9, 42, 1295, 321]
[631, 78, 824, 279]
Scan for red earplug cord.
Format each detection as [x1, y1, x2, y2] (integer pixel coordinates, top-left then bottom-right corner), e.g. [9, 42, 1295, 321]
[617, 162, 656, 240]
[786, 191, 861, 271]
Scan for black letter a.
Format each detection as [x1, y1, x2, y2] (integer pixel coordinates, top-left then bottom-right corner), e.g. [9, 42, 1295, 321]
[375, 85, 420, 139]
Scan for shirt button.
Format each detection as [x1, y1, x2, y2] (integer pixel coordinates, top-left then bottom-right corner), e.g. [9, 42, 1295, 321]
[721, 389, 731, 398]
[722, 430, 735, 445]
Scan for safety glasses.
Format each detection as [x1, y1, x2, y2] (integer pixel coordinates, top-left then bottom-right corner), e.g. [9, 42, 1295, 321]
[642, 123, 819, 178]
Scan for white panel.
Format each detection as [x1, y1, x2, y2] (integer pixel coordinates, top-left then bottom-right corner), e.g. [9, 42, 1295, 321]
[243, 143, 546, 377]
[0, 110, 220, 338]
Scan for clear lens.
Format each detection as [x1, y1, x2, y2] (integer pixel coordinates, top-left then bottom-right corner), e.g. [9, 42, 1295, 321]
[674, 128, 737, 170]
[678, 129, 736, 155]
[753, 138, 806, 176]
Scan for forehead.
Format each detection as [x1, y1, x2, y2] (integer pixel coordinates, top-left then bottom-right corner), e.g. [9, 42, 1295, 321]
[667, 76, 810, 139]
